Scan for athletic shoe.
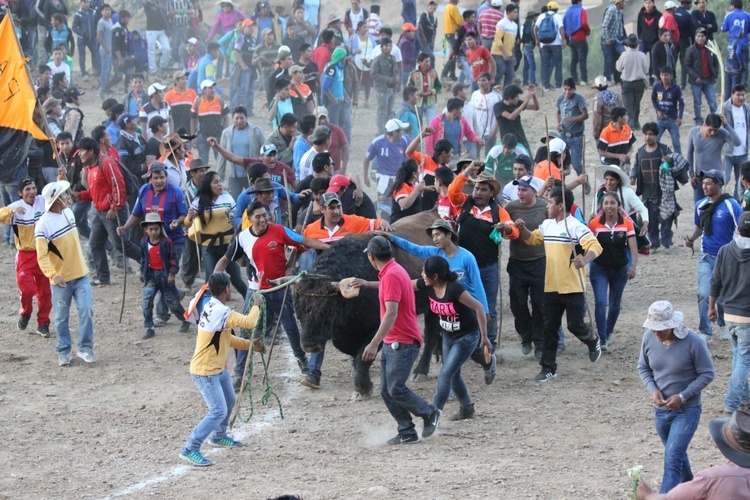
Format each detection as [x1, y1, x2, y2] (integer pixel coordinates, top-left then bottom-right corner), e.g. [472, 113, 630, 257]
[720, 326, 731, 341]
[153, 318, 168, 327]
[178, 321, 191, 333]
[600, 341, 609, 352]
[589, 339, 602, 362]
[579, 80, 587, 87]
[534, 349, 542, 360]
[17, 314, 30, 331]
[76, 350, 97, 363]
[143, 328, 155, 340]
[233, 377, 243, 392]
[301, 373, 320, 389]
[386, 434, 418, 445]
[36, 324, 50, 338]
[536, 371, 557, 382]
[208, 436, 242, 448]
[483, 354, 497, 385]
[422, 409, 441, 438]
[179, 450, 213, 466]
[450, 405, 475, 421]
[296, 356, 309, 375]
[58, 352, 72, 366]
[521, 343, 532, 355]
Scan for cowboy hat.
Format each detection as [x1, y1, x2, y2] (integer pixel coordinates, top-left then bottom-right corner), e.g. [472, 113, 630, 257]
[248, 178, 276, 194]
[596, 164, 630, 188]
[642, 300, 688, 338]
[709, 410, 750, 468]
[160, 133, 187, 159]
[474, 171, 501, 195]
[41, 180, 70, 211]
[187, 157, 210, 171]
[140, 211, 166, 227]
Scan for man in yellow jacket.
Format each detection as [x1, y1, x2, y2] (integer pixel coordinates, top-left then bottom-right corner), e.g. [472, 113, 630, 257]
[442, 0, 463, 81]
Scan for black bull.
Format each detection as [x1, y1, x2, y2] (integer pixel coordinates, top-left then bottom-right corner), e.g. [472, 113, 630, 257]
[293, 210, 442, 397]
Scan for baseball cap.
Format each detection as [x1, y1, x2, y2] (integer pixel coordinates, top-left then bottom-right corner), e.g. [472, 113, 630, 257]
[315, 106, 329, 118]
[278, 45, 292, 61]
[173, 70, 190, 81]
[260, 143, 278, 155]
[310, 125, 331, 142]
[187, 37, 198, 45]
[513, 154, 533, 171]
[326, 174, 350, 193]
[200, 79, 216, 90]
[695, 27, 707, 34]
[148, 115, 168, 129]
[513, 174, 536, 187]
[242, 18, 254, 28]
[148, 83, 166, 96]
[491, 0, 503, 5]
[665, 0, 678, 8]
[321, 192, 341, 207]
[548, 137, 567, 155]
[547, 1, 559, 9]
[289, 64, 305, 74]
[64, 86, 85, 100]
[117, 113, 137, 128]
[363, 235, 392, 258]
[142, 161, 167, 179]
[594, 75, 609, 89]
[385, 119, 409, 133]
[402, 22, 418, 32]
[700, 169, 725, 184]
[42, 97, 61, 113]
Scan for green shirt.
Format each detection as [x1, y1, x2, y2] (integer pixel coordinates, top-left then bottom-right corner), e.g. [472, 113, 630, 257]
[488, 152, 516, 185]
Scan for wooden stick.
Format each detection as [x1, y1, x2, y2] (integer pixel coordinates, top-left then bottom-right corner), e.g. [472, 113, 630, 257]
[282, 170, 293, 229]
[118, 219, 127, 323]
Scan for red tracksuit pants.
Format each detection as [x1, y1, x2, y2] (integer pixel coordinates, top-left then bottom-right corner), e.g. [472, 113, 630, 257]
[16, 250, 52, 326]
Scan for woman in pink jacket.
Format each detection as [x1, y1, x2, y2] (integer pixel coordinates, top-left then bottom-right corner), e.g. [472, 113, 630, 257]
[424, 97, 482, 156]
[208, 1, 247, 40]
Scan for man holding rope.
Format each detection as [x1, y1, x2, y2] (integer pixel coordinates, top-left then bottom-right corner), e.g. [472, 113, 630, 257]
[213, 201, 329, 390]
[515, 186, 603, 381]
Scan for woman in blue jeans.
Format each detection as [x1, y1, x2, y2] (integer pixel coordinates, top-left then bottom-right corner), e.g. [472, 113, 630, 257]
[637, 300, 715, 493]
[413, 256, 490, 421]
[587, 191, 638, 350]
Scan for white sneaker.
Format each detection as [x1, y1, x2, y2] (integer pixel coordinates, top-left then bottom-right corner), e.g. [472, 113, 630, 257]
[720, 326, 731, 340]
[58, 352, 72, 366]
[76, 350, 97, 363]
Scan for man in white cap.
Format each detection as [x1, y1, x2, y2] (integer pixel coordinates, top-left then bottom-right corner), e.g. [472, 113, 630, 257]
[139, 82, 173, 140]
[36, 180, 96, 367]
[363, 119, 410, 216]
[192, 79, 230, 163]
[637, 300, 715, 494]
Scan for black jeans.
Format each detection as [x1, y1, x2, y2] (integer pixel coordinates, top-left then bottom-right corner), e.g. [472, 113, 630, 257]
[181, 238, 201, 287]
[90, 207, 142, 283]
[541, 292, 597, 374]
[441, 34, 457, 78]
[507, 257, 545, 348]
[678, 37, 692, 88]
[645, 198, 677, 248]
[622, 79, 646, 128]
[568, 39, 588, 83]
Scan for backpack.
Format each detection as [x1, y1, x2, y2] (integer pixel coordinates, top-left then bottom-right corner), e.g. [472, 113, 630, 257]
[98, 155, 140, 197]
[537, 12, 558, 44]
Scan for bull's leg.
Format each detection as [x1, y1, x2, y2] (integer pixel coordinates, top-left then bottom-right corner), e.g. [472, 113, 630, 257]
[352, 350, 374, 398]
[413, 314, 440, 379]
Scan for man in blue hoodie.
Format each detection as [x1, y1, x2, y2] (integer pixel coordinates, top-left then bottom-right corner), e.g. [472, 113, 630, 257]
[321, 47, 348, 133]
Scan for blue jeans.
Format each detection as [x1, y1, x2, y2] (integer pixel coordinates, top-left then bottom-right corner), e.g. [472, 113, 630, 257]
[380, 343, 435, 437]
[142, 269, 185, 328]
[726, 70, 745, 102]
[540, 45, 562, 89]
[200, 244, 247, 297]
[183, 370, 236, 452]
[725, 154, 747, 199]
[479, 262, 498, 350]
[229, 65, 255, 111]
[562, 135, 583, 175]
[99, 47, 112, 90]
[697, 252, 724, 335]
[434, 331, 479, 411]
[52, 275, 94, 354]
[568, 39, 588, 83]
[457, 55, 472, 85]
[654, 405, 701, 493]
[657, 119, 682, 155]
[724, 322, 750, 410]
[71, 201, 92, 239]
[601, 40, 624, 81]
[522, 45, 536, 85]
[691, 81, 718, 124]
[307, 349, 325, 377]
[340, 101, 353, 144]
[495, 55, 515, 90]
[417, 103, 436, 127]
[589, 261, 628, 344]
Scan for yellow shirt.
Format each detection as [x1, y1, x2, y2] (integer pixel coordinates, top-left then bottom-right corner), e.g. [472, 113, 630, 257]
[187, 193, 235, 246]
[444, 4, 463, 35]
[0, 195, 46, 251]
[35, 208, 88, 284]
[491, 19, 517, 57]
[190, 297, 260, 376]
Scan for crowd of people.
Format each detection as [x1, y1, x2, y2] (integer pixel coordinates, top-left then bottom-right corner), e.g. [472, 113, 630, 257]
[2, 0, 750, 491]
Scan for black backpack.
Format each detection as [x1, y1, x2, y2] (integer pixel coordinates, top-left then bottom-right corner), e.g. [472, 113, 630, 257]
[98, 155, 140, 197]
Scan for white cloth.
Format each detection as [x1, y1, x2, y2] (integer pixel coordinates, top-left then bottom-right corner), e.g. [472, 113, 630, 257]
[732, 105, 748, 156]
[469, 90, 501, 137]
[371, 44, 402, 63]
[534, 12, 563, 46]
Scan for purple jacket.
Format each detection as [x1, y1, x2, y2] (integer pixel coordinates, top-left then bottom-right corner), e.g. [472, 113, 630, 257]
[208, 9, 246, 40]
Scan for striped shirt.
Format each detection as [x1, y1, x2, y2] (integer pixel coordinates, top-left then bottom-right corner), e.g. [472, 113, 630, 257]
[478, 7, 503, 39]
[191, 95, 228, 139]
[0, 195, 46, 251]
[35, 208, 89, 283]
[189, 193, 235, 246]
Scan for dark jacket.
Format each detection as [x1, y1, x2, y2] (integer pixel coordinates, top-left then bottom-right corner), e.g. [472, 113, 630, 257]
[140, 235, 179, 281]
[637, 8, 662, 45]
[675, 6, 694, 39]
[684, 43, 720, 83]
[710, 240, 750, 318]
[72, 9, 97, 40]
[650, 41, 677, 77]
[691, 9, 718, 40]
[452, 22, 478, 56]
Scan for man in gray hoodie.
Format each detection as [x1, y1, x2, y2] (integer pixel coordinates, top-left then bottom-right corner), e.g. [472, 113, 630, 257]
[710, 211, 750, 413]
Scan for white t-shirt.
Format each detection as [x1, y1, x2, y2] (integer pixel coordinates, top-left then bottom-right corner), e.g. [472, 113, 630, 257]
[732, 105, 748, 156]
[370, 44, 402, 63]
[348, 8, 366, 32]
[534, 12, 563, 46]
[469, 90, 501, 137]
[49, 60, 71, 85]
[299, 147, 326, 179]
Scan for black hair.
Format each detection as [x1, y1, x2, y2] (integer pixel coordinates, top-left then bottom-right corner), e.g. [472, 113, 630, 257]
[275, 78, 291, 90]
[611, 106, 627, 121]
[733, 84, 748, 94]
[403, 85, 418, 101]
[91, 125, 108, 144]
[247, 162, 269, 184]
[312, 152, 333, 173]
[246, 200, 267, 218]
[741, 221, 750, 238]
[119, 9, 131, 17]
[208, 271, 231, 296]
[52, 73, 66, 86]
[741, 161, 750, 182]
[149, 115, 166, 133]
[196, 171, 223, 226]
[320, 29, 334, 43]
[299, 114, 317, 134]
[280, 113, 298, 127]
[659, 28, 671, 37]
[731, 0, 743, 9]
[233, 105, 248, 116]
[659, 65, 674, 76]
[207, 42, 221, 52]
[423, 256, 458, 283]
[563, 77, 576, 89]
[705, 114, 722, 128]
[380, 27, 393, 37]
[417, 52, 431, 62]
[597, 191, 623, 225]
[514, 154, 533, 171]
[56, 131, 73, 142]
[388, 159, 419, 197]
[548, 187, 574, 213]
[433, 139, 453, 160]
[602, 170, 623, 187]
[465, 32, 476, 39]
[506, 3, 518, 12]
[300, 42, 311, 52]
[371, 4, 380, 14]
[110, 103, 125, 120]
[356, 20, 366, 30]
[642, 122, 659, 135]
[78, 137, 99, 155]
[310, 177, 330, 192]
[503, 84, 523, 100]
[434, 165, 455, 186]
[503, 133, 518, 148]
[446, 98, 464, 112]
[477, 71, 491, 81]
[37, 86, 50, 100]
[38, 64, 51, 74]
[462, 9, 475, 19]
[380, 37, 392, 46]
[101, 97, 117, 111]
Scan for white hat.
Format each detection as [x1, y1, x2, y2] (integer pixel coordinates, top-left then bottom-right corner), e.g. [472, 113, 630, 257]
[594, 75, 609, 88]
[200, 79, 216, 90]
[187, 37, 198, 46]
[491, 0, 504, 6]
[42, 180, 70, 210]
[385, 119, 409, 133]
[548, 137, 566, 155]
[147, 82, 166, 96]
[664, 0, 678, 9]
[643, 300, 688, 338]
[314, 106, 329, 117]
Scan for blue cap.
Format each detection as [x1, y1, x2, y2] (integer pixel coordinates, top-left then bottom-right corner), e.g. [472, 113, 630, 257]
[512, 174, 536, 188]
[700, 169, 725, 185]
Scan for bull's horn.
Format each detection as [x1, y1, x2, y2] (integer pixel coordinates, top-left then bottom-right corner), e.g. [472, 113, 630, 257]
[267, 276, 297, 287]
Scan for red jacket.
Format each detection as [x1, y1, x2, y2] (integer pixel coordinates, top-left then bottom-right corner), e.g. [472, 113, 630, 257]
[77, 154, 127, 211]
[311, 43, 333, 79]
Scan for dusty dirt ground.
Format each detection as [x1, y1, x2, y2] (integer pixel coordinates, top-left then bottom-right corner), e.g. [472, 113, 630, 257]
[0, 36, 740, 499]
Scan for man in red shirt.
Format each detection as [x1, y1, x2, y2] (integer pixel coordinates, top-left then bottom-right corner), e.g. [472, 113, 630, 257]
[464, 33, 495, 90]
[76, 137, 142, 286]
[659, 1, 680, 43]
[359, 236, 441, 444]
[311, 29, 335, 86]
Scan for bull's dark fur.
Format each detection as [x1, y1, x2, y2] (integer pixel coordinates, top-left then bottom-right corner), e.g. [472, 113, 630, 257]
[294, 210, 441, 396]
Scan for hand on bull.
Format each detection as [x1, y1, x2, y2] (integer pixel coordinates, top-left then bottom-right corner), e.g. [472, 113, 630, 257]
[377, 221, 394, 232]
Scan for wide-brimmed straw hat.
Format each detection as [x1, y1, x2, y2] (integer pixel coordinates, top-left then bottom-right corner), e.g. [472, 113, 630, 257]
[596, 164, 630, 188]
[42, 180, 70, 210]
[160, 133, 187, 159]
[140, 211, 166, 227]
